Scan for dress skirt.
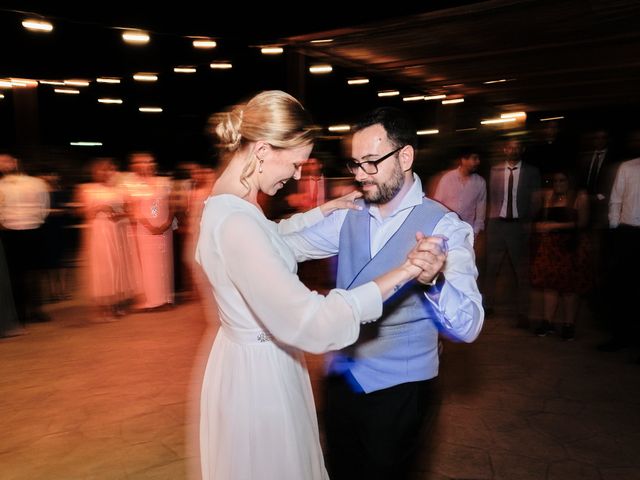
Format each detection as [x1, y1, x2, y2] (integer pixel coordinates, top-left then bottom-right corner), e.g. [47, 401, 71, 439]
[200, 327, 329, 480]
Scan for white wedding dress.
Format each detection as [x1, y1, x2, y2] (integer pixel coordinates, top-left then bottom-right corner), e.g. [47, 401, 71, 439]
[195, 194, 381, 480]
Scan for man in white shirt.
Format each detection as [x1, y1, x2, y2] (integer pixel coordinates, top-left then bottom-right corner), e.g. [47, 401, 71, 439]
[599, 151, 640, 354]
[608, 157, 640, 229]
[0, 153, 51, 324]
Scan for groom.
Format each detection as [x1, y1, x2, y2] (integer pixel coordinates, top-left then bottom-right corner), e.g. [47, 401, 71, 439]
[286, 107, 484, 479]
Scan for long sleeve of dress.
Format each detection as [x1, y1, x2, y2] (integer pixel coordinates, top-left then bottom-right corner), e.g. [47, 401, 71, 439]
[281, 209, 347, 262]
[276, 207, 325, 235]
[217, 212, 382, 354]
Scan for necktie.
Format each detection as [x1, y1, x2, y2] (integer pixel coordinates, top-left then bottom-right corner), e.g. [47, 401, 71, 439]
[587, 152, 602, 193]
[506, 167, 518, 219]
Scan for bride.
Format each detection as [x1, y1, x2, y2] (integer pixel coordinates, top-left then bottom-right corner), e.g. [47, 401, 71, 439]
[196, 90, 429, 479]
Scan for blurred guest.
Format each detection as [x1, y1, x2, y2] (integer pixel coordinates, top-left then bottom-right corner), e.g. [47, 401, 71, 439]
[40, 170, 75, 302]
[525, 120, 571, 188]
[600, 137, 640, 354]
[124, 153, 175, 310]
[577, 129, 617, 227]
[484, 139, 541, 324]
[77, 158, 140, 320]
[0, 153, 50, 324]
[576, 129, 619, 336]
[433, 147, 486, 237]
[530, 170, 591, 340]
[0, 235, 25, 338]
[285, 156, 332, 290]
[286, 156, 326, 211]
[171, 161, 198, 300]
[185, 162, 217, 300]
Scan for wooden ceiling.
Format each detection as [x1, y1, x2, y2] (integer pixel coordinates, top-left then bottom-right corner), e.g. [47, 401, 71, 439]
[286, 0, 640, 113]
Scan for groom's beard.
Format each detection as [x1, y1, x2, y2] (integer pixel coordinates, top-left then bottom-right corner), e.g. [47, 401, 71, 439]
[360, 159, 404, 204]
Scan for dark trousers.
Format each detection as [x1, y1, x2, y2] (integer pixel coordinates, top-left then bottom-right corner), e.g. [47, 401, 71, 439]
[484, 219, 531, 317]
[608, 225, 640, 345]
[1, 228, 45, 323]
[325, 374, 439, 480]
[0, 238, 20, 334]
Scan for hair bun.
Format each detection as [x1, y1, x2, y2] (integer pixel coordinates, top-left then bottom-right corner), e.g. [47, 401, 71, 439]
[209, 106, 243, 152]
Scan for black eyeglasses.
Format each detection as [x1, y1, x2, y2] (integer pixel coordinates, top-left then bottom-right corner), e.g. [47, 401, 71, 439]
[345, 146, 404, 175]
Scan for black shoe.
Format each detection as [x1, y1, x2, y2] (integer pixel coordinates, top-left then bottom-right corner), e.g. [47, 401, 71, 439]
[1, 326, 28, 338]
[561, 323, 575, 341]
[534, 321, 554, 336]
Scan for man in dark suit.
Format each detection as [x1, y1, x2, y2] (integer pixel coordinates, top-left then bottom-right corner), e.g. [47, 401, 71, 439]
[577, 129, 617, 230]
[484, 138, 541, 325]
[576, 130, 619, 345]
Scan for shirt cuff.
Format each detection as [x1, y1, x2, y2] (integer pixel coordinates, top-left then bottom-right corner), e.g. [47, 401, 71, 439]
[424, 273, 446, 304]
[335, 281, 383, 324]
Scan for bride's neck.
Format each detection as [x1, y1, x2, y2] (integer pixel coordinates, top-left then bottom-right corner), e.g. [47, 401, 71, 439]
[212, 156, 259, 205]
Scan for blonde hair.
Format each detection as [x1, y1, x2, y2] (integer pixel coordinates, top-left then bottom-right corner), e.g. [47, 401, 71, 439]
[209, 90, 316, 192]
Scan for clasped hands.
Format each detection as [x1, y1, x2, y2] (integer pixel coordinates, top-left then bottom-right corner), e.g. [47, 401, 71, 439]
[405, 232, 448, 286]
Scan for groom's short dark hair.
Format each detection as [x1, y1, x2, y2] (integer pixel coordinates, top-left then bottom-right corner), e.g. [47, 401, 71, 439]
[353, 107, 418, 151]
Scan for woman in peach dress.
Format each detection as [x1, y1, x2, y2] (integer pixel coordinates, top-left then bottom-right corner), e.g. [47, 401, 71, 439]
[125, 153, 175, 310]
[78, 158, 140, 318]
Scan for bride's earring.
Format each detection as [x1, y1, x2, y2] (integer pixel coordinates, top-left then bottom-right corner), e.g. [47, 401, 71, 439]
[258, 159, 264, 174]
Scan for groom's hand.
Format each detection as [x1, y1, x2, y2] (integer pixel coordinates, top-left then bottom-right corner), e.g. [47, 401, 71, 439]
[408, 232, 447, 286]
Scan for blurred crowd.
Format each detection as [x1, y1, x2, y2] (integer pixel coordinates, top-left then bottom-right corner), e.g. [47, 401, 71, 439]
[0, 152, 217, 332]
[1, 121, 639, 362]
